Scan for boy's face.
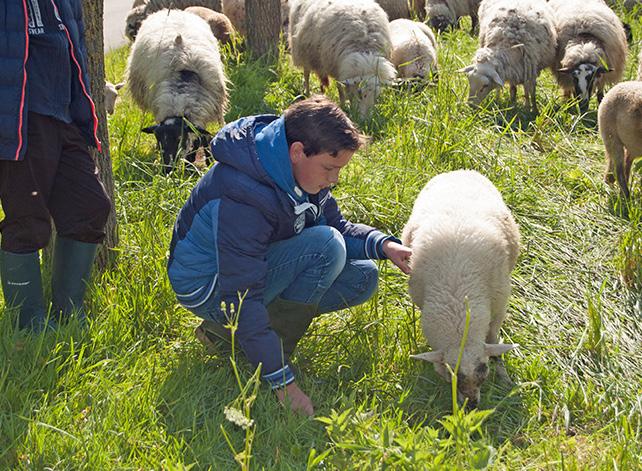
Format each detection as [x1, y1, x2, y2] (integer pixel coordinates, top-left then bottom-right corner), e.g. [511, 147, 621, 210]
[289, 142, 354, 194]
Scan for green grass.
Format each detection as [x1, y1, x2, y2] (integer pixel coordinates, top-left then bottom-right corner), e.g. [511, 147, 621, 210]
[2, 10, 642, 468]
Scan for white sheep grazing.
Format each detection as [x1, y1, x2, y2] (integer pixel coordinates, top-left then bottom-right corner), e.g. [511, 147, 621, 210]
[125, 9, 228, 172]
[425, 0, 482, 34]
[375, 0, 426, 20]
[125, 0, 222, 41]
[222, 0, 291, 36]
[104, 81, 124, 115]
[402, 170, 520, 407]
[289, 0, 397, 117]
[459, 0, 557, 113]
[184, 6, 235, 45]
[549, 0, 628, 112]
[598, 81, 642, 198]
[389, 18, 438, 79]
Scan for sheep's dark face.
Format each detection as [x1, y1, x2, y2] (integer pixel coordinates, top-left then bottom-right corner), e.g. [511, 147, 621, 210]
[455, 362, 489, 409]
[560, 63, 608, 112]
[429, 15, 454, 32]
[142, 118, 213, 174]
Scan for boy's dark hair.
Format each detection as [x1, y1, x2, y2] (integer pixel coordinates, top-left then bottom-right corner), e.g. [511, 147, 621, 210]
[284, 95, 368, 157]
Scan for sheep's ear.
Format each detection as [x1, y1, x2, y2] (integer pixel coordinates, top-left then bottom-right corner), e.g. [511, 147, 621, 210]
[484, 343, 519, 357]
[141, 125, 157, 134]
[596, 66, 611, 75]
[411, 350, 444, 363]
[457, 65, 474, 74]
[489, 69, 504, 87]
[115, 82, 125, 90]
[558, 67, 571, 74]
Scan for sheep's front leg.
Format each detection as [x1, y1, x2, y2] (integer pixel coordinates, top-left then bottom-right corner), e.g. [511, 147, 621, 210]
[526, 82, 538, 114]
[304, 69, 311, 95]
[603, 136, 628, 197]
[338, 83, 347, 106]
[488, 290, 514, 385]
[509, 84, 517, 103]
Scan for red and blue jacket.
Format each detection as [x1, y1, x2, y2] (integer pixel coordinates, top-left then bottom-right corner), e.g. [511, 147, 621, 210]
[0, 0, 100, 161]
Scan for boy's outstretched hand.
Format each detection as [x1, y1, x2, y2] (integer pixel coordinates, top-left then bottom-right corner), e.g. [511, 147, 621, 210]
[275, 381, 314, 416]
[383, 240, 412, 274]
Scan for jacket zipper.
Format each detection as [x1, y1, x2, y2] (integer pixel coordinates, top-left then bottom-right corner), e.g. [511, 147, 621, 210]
[15, 0, 30, 160]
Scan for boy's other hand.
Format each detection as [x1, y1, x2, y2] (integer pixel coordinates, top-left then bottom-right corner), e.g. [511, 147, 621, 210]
[383, 240, 412, 275]
[275, 381, 314, 416]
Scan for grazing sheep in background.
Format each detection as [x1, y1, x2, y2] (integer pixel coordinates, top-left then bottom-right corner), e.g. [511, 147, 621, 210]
[460, 0, 557, 112]
[375, 0, 426, 20]
[549, 0, 628, 112]
[289, 0, 397, 117]
[125, 9, 228, 172]
[425, 0, 482, 34]
[185, 6, 235, 45]
[389, 18, 438, 79]
[222, 0, 291, 36]
[125, 0, 222, 41]
[104, 81, 124, 116]
[598, 81, 642, 198]
[403, 169, 520, 408]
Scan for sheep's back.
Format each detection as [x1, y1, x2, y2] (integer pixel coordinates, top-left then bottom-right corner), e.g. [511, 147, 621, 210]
[549, 0, 627, 87]
[125, 9, 227, 125]
[289, 0, 391, 78]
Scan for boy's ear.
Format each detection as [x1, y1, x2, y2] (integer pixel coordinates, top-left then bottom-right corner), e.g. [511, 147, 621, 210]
[288, 141, 305, 163]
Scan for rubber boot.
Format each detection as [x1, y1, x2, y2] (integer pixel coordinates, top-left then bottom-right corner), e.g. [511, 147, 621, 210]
[51, 237, 98, 323]
[267, 297, 318, 357]
[0, 250, 49, 331]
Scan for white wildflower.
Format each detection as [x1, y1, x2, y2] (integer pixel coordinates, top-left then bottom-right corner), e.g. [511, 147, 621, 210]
[224, 406, 254, 430]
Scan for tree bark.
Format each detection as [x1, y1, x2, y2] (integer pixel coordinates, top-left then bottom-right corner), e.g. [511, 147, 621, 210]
[246, 0, 281, 60]
[81, 0, 118, 269]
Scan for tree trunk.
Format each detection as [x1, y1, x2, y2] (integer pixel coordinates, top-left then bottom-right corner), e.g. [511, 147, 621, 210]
[81, 1, 118, 270]
[246, 0, 281, 60]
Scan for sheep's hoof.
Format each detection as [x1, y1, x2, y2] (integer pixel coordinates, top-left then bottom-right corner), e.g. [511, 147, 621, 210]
[605, 172, 615, 184]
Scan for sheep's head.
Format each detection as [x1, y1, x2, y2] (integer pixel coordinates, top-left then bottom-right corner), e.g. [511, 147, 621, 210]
[412, 343, 518, 408]
[427, 4, 456, 32]
[339, 55, 397, 118]
[459, 63, 504, 106]
[125, 5, 147, 42]
[104, 81, 124, 115]
[142, 117, 213, 173]
[398, 56, 438, 81]
[558, 63, 610, 112]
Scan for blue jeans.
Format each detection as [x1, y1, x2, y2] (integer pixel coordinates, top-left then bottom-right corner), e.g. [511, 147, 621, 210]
[191, 226, 379, 322]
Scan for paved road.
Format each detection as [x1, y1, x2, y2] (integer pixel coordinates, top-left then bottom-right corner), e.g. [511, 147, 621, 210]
[104, 0, 131, 51]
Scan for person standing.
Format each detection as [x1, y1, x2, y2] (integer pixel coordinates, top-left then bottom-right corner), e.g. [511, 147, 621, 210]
[0, 0, 111, 330]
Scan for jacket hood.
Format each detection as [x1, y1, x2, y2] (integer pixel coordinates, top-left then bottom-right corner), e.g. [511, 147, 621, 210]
[210, 114, 308, 204]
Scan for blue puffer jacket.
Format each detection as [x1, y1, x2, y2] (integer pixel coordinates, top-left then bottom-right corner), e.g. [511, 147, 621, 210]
[0, 0, 100, 161]
[168, 115, 397, 388]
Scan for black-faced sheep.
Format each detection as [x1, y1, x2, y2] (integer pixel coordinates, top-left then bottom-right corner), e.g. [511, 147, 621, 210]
[389, 19, 438, 79]
[185, 6, 235, 45]
[125, 9, 228, 172]
[460, 0, 557, 113]
[403, 170, 520, 408]
[549, 0, 628, 112]
[289, 0, 397, 117]
[598, 81, 642, 198]
[425, 0, 482, 34]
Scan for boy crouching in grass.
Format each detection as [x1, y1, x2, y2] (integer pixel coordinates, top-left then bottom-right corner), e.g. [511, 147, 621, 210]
[167, 95, 412, 415]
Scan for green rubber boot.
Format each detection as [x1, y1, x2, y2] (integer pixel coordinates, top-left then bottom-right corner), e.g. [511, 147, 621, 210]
[51, 237, 98, 322]
[267, 297, 318, 358]
[0, 250, 50, 331]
